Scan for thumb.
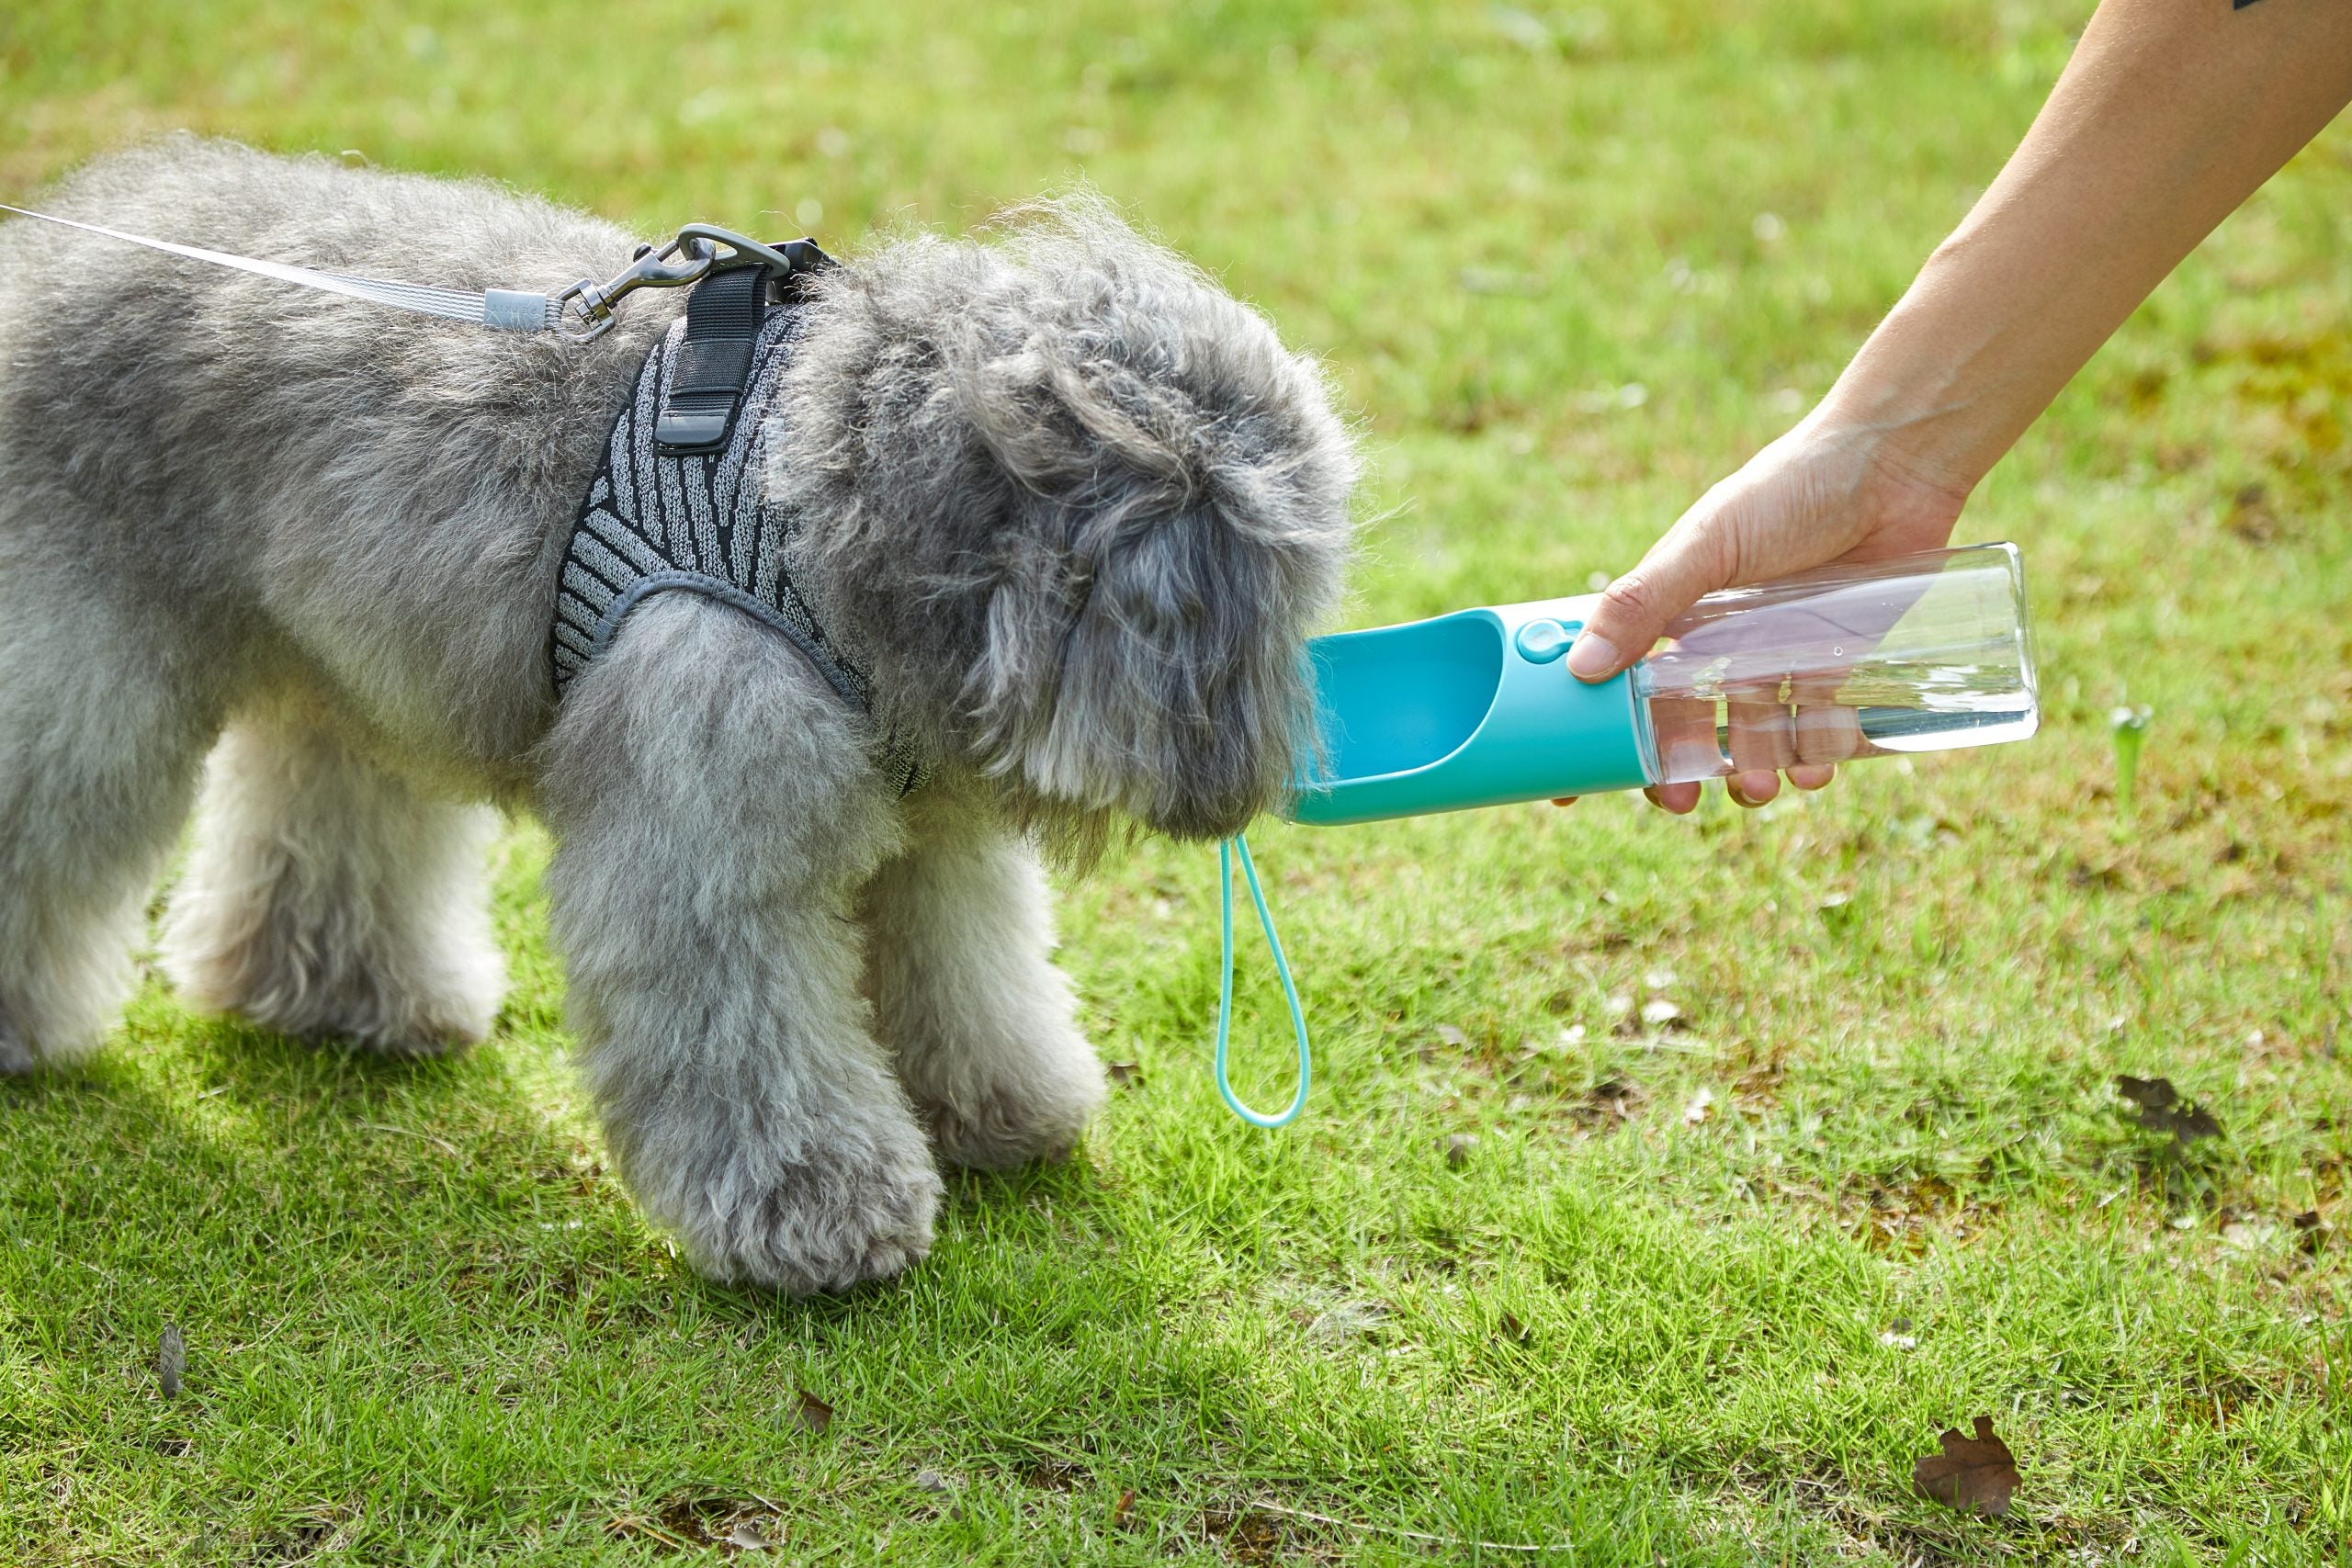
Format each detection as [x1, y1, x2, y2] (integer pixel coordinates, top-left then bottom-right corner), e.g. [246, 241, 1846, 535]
[1566, 524, 1730, 682]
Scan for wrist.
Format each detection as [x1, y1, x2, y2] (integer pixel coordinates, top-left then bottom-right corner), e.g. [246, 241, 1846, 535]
[1790, 392, 1979, 535]
[1808, 364, 1989, 511]
[1811, 232, 2069, 504]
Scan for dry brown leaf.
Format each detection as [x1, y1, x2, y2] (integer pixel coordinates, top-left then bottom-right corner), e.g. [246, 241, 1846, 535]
[2115, 1075, 2223, 1142]
[791, 1390, 833, 1434]
[1111, 1488, 1137, 1529]
[1912, 1415, 2021, 1517]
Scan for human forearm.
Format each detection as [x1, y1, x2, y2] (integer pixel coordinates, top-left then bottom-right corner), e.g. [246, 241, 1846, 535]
[1560, 0, 2352, 810]
[1822, 0, 2352, 496]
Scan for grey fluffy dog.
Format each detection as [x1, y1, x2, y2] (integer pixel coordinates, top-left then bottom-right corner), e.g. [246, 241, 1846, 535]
[0, 140, 1355, 1293]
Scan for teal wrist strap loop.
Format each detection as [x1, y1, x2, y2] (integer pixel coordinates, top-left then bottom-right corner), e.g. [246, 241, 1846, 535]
[1214, 833, 1311, 1128]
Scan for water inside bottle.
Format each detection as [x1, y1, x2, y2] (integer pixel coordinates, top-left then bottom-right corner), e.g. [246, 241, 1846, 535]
[1629, 543, 2039, 785]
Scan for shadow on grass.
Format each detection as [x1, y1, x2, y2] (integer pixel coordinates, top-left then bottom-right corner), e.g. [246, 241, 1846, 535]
[0, 1002, 1145, 1358]
[2, 1011, 1782, 1565]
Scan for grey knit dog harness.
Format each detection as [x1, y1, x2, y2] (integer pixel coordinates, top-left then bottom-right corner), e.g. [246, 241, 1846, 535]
[551, 259, 927, 795]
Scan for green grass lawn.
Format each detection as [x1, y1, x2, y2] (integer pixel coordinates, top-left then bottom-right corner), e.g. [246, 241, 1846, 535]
[4, 2, 2348, 1562]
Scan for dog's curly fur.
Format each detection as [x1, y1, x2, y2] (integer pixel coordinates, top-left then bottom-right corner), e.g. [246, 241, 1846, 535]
[0, 139, 1356, 1292]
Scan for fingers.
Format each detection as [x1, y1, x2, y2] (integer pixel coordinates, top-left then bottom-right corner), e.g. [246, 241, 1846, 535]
[1650, 694, 1725, 781]
[1643, 782, 1703, 814]
[1567, 523, 1732, 682]
[1640, 762, 1831, 815]
[1725, 697, 1795, 774]
[1791, 673, 1863, 765]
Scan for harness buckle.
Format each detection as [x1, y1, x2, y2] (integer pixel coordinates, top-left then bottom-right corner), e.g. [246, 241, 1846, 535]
[557, 235, 717, 342]
[556, 226, 835, 343]
[673, 225, 835, 281]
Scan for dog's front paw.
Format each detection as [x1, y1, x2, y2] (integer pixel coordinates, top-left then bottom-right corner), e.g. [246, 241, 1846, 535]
[669, 1131, 946, 1296]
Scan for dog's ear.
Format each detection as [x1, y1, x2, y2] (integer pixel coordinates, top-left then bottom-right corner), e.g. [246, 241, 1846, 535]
[770, 197, 1357, 838]
[992, 490, 1340, 840]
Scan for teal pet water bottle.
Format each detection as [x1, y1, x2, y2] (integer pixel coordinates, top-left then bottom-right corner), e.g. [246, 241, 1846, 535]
[1288, 543, 2039, 823]
[1213, 544, 2038, 1128]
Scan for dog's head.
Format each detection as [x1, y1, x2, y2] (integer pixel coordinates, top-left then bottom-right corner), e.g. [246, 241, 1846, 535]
[772, 197, 1357, 846]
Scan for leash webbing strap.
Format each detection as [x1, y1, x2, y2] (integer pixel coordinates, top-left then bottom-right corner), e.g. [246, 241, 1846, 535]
[655, 263, 768, 454]
[1214, 833, 1312, 1128]
[0, 202, 561, 333]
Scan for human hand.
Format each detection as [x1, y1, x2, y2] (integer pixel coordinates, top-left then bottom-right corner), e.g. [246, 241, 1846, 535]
[1554, 412, 1969, 814]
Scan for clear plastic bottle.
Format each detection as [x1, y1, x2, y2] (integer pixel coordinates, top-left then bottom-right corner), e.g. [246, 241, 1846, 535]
[1629, 542, 2038, 785]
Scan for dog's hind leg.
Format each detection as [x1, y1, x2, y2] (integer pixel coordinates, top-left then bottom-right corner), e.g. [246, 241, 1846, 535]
[0, 578, 220, 1075]
[537, 594, 941, 1294]
[859, 793, 1108, 1170]
[160, 699, 507, 1056]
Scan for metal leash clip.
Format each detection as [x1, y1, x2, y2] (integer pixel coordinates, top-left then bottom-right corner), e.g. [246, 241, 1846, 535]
[556, 236, 715, 342]
[556, 225, 834, 343]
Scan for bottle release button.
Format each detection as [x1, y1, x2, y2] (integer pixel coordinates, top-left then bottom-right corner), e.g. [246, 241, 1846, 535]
[1514, 617, 1577, 663]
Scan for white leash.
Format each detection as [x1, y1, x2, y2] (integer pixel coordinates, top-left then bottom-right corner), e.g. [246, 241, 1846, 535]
[0, 204, 817, 342]
[0, 200, 568, 333]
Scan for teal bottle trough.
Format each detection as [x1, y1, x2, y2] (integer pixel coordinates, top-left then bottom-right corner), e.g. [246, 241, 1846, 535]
[1285, 592, 1651, 826]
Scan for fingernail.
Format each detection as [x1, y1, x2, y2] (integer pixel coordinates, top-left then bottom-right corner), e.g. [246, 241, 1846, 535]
[1566, 631, 1620, 681]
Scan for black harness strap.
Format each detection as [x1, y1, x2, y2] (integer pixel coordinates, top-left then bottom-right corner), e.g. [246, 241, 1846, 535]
[655, 261, 770, 454]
